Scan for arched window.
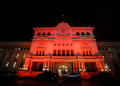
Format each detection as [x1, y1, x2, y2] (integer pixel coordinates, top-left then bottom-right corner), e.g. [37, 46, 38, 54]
[83, 51, 85, 56]
[76, 32, 80, 35]
[86, 32, 90, 35]
[62, 50, 65, 56]
[89, 51, 92, 56]
[39, 51, 41, 56]
[53, 50, 56, 56]
[47, 32, 51, 35]
[58, 50, 61, 56]
[81, 32, 85, 35]
[37, 33, 41, 35]
[42, 33, 46, 36]
[71, 50, 74, 56]
[36, 51, 38, 56]
[66, 50, 69, 56]
[86, 51, 88, 56]
[42, 51, 45, 56]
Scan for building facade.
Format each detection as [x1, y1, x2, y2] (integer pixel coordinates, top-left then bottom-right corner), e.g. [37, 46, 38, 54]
[0, 22, 120, 75]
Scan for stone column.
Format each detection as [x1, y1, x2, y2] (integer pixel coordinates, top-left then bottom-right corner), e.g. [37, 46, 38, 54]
[78, 61, 80, 71]
[30, 60, 33, 71]
[81, 62, 85, 71]
[47, 61, 49, 71]
[96, 62, 99, 72]
[51, 61, 52, 72]
[73, 62, 75, 72]
[75, 61, 77, 72]
[53, 62, 55, 72]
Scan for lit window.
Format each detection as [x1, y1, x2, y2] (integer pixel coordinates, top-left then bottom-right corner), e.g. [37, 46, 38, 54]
[18, 48, 20, 50]
[12, 62, 16, 68]
[108, 47, 111, 51]
[16, 53, 19, 58]
[23, 53, 26, 58]
[5, 62, 9, 68]
[109, 54, 113, 59]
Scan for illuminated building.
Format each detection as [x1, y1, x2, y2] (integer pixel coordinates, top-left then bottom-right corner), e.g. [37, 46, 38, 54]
[0, 22, 120, 76]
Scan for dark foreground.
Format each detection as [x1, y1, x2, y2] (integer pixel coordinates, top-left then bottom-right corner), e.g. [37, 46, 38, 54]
[1, 78, 120, 86]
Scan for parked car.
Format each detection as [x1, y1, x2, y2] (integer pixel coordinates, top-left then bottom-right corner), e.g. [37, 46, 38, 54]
[90, 72, 115, 82]
[62, 72, 81, 81]
[37, 71, 59, 81]
[0, 71, 19, 79]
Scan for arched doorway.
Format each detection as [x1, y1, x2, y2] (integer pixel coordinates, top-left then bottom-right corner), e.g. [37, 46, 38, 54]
[38, 64, 43, 71]
[58, 65, 69, 76]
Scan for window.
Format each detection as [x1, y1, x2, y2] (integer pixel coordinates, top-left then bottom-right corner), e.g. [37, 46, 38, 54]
[58, 50, 61, 56]
[109, 54, 113, 59]
[23, 53, 26, 58]
[76, 32, 80, 35]
[5, 62, 9, 68]
[54, 44, 56, 46]
[71, 50, 74, 56]
[37, 33, 41, 35]
[89, 51, 92, 56]
[108, 46, 111, 51]
[63, 44, 64, 46]
[71, 44, 73, 46]
[66, 50, 69, 56]
[27, 48, 30, 50]
[42, 33, 46, 35]
[53, 50, 56, 56]
[16, 53, 19, 58]
[101, 46, 104, 50]
[62, 50, 65, 56]
[47, 32, 51, 35]
[67, 44, 68, 46]
[58, 44, 60, 46]
[12, 62, 16, 68]
[83, 51, 85, 56]
[18, 47, 20, 50]
[86, 32, 90, 35]
[115, 46, 119, 50]
[86, 51, 88, 56]
[14, 46, 17, 50]
[39, 51, 41, 56]
[81, 32, 85, 35]
[36, 51, 38, 56]
[42, 51, 45, 56]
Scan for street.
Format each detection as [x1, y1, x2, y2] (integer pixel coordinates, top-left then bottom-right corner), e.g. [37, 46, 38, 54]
[1, 78, 120, 86]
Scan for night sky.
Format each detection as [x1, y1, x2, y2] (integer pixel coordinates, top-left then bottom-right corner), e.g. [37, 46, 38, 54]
[0, 0, 120, 41]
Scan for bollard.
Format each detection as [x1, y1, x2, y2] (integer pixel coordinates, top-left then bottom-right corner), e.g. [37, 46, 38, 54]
[58, 80, 62, 86]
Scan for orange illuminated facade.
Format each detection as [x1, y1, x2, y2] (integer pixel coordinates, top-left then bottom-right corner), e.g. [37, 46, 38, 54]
[24, 22, 104, 75]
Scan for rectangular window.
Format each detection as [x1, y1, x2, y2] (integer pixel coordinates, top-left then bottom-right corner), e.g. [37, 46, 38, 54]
[16, 53, 19, 58]
[12, 62, 16, 68]
[23, 53, 26, 58]
[5, 62, 9, 68]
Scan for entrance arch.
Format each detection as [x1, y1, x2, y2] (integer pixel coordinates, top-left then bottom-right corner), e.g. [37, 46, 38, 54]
[58, 65, 69, 76]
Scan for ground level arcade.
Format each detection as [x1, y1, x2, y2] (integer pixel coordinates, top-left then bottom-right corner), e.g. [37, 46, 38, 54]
[24, 55, 104, 75]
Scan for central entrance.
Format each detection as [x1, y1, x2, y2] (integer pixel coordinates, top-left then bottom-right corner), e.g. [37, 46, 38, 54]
[55, 62, 72, 76]
[58, 65, 69, 76]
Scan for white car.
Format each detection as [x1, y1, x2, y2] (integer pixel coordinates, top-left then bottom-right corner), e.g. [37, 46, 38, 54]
[62, 72, 81, 81]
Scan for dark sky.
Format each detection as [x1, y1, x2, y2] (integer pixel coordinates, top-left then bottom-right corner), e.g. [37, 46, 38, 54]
[0, 0, 120, 41]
